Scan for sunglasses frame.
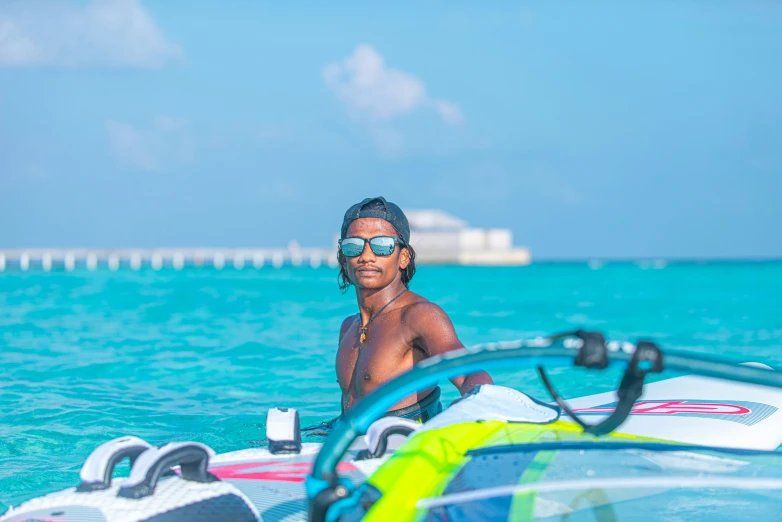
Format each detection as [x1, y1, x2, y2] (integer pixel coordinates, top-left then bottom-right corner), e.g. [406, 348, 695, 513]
[338, 236, 406, 257]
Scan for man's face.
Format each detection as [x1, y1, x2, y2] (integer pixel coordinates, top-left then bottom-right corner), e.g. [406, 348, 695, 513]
[342, 218, 410, 290]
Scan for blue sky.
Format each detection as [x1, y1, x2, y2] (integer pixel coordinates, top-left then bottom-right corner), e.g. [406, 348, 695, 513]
[1, 1, 780, 259]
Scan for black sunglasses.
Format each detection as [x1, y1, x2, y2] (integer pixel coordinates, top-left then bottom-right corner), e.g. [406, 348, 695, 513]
[339, 236, 405, 257]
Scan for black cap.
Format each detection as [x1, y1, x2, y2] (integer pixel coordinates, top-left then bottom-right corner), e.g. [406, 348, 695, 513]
[341, 197, 410, 244]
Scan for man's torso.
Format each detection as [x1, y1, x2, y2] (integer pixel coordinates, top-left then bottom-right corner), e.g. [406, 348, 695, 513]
[336, 293, 436, 412]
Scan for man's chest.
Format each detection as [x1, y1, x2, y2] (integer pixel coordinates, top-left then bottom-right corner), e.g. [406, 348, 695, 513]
[336, 323, 415, 387]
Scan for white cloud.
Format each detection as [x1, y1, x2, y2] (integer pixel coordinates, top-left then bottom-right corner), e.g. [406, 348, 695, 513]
[0, 18, 39, 66]
[369, 126, 406, 158]
[434, 100, 464, 125]
[153, 115, 186, 132]
[323, 44, 464, 125]
[106, 116, 193, 171]
[0, 0, 181, 68]
[106, 120, 158, 171]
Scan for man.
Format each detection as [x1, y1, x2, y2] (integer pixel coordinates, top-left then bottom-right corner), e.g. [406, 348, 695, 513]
[336, 196, 493, 422]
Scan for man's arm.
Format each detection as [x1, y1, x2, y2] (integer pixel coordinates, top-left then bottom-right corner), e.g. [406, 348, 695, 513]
[337, 314, 357, 414]
[338, 314, 355, 343]
[407, 302, 493, 395]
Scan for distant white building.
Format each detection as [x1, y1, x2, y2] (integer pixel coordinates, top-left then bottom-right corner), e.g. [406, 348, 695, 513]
[404, 209, 531, 266]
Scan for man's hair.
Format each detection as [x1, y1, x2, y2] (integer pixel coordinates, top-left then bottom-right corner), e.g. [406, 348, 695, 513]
[337, 200, 416, 293]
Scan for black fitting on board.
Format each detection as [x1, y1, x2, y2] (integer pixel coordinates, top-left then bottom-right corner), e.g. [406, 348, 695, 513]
[574, 330, 609, 370]
[538, 331, 664, 437]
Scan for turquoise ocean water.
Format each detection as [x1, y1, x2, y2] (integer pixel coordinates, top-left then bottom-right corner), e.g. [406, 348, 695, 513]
[1, 262, 781, 510]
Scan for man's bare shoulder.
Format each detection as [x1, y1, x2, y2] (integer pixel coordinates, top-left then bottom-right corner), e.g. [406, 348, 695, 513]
[400, 296, 451, 325]
[339, 313, 359, 341]
[400, 295, 461, 355]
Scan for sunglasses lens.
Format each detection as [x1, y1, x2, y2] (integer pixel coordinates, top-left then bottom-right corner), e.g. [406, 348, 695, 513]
[340, 239, 365, 257]
[370, 237, 396, 256]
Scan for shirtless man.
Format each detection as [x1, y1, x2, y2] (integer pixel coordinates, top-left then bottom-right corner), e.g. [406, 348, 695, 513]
[335, 197, 493, 422]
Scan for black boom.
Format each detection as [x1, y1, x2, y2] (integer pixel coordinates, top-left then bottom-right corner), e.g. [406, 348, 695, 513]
[538, 329, 664, 436]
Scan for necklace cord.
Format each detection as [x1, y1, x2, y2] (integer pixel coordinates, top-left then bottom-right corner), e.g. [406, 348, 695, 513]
[359, 288, 408, 343]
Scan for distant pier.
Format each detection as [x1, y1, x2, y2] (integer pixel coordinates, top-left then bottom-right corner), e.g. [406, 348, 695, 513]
[0, 247, 338, 272]
[0, 244, 532, 272]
